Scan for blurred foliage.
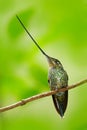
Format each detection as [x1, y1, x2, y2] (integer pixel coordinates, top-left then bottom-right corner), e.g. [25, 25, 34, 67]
[0, 0, 87, 130]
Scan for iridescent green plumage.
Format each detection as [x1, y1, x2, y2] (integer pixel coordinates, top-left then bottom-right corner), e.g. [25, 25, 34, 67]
[48, 60, 68, 117]
[16, 15, 68, 117]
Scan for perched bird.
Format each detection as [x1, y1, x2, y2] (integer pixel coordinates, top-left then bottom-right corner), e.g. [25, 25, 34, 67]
[16, 15, 68, 117]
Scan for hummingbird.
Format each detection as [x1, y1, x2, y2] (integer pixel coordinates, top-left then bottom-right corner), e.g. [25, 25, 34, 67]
[16, 15, 68, 117]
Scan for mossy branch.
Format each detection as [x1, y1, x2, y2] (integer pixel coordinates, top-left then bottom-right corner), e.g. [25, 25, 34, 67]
[0, 79, 87, 113]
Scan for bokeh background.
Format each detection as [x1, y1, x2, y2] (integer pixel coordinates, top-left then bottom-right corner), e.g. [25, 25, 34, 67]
[0, 0, 87, 130]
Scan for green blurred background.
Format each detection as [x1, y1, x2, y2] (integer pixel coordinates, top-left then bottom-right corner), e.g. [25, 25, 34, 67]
[0, 0, 87, 130]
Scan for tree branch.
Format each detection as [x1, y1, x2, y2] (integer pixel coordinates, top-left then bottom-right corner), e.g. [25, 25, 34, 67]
[0, 79, 87, 113]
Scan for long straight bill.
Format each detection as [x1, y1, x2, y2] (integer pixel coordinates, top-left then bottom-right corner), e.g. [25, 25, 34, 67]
[16, 15, 48, 58]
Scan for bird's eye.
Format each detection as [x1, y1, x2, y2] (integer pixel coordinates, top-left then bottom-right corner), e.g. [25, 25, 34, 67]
[56, 60, 59, 64]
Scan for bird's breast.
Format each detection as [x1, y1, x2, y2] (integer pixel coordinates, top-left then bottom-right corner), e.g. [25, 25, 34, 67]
[48, 67, 68, 90]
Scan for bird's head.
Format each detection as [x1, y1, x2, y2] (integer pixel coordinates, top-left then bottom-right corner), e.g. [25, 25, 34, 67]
[47, 56, 63, 69]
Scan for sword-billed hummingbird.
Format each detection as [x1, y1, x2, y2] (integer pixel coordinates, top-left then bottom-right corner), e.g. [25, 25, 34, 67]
[16, 15, 68, 117]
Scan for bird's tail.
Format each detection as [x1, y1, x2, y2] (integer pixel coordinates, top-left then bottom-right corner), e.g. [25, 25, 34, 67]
[52, 90, 68, 117]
